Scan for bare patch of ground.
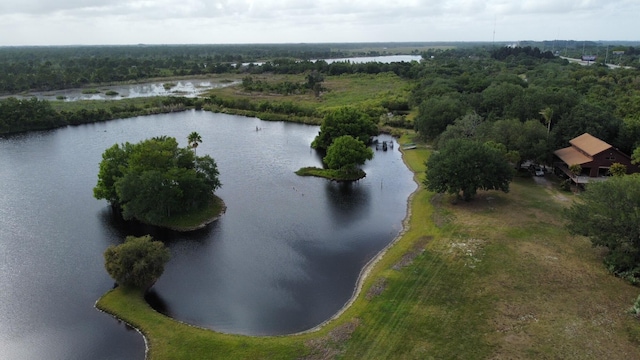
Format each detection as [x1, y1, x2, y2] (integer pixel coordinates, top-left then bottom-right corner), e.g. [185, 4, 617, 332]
[365, 278, 387, 300]
[301, 319, 360, 360]
[392, 236, 431, 270]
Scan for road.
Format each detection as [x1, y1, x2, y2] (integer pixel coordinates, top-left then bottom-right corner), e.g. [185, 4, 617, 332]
[560, 56, 632, 69]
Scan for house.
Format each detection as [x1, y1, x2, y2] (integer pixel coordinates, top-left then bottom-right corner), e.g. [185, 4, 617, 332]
[553, 133, 639, 184]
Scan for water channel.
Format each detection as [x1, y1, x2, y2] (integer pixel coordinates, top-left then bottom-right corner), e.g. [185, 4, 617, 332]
[0, 110, 416, 358]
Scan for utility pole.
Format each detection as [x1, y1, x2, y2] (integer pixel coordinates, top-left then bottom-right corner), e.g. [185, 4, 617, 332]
[492, 16, 496, 44]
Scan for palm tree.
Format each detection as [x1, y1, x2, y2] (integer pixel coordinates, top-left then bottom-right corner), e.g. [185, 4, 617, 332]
[187, 131, 202, 155]
[539, 107, 554, 136]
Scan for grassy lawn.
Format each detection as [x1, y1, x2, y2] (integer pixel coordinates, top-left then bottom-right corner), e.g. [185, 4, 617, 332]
[97, 133, 640, 359]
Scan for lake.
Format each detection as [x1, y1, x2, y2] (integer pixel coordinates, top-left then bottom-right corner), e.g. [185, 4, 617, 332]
[0, 110, 415, 358]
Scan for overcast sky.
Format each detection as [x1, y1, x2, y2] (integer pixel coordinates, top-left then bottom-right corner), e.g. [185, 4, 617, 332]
[0, 0, 637, 46]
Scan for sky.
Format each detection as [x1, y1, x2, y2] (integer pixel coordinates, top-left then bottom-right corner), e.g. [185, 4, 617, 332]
[0, 0, 638, 46]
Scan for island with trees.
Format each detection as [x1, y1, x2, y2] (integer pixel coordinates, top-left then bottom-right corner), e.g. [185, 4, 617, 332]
[296, 106, 377, 181]
[93, 133, 223, 231]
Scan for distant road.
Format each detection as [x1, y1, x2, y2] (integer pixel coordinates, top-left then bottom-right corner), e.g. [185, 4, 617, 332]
[560, 56, 632, 69]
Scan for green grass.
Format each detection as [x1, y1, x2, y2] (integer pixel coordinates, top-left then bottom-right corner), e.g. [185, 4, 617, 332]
[147, 195, 225, 231]
[97, 287, 308, 360]
[205, 72, 411, 123]
[295, 167, 366, 181]
[96, 132, 640, 359]
[50, 96, 169, 112]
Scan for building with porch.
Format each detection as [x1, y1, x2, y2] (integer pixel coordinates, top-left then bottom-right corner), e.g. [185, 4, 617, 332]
[553, 133, 639, 184]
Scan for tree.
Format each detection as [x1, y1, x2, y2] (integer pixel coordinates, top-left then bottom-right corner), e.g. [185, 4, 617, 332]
[311, 107, 377, 151]
[632, 147, 640, 165]
[569, 164, 582, 177]
[552, 100, 621, 148]
[414, 96, 467, 139]
[436, 112, 485, 148]
[480, 82, 525, 120]
[104, 235, 170, 289]
[94, 136, 221, 224]
[564, 174, 640, 283]
[609, 163, 627, 176]
[424, 139, 514, 201]
[187, 131, 202, 155]
[305, 70, 325, 97]
[323, 135, 373, 172]
[482, 119, 549, 165]
[539, 106, 554, 136]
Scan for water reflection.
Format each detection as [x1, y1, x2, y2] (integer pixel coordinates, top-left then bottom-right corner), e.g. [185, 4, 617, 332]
[324, 181, 371, 225]
[145, 290, 171, 316]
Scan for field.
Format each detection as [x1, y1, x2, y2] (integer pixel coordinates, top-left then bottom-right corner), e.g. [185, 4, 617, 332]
[204, 72, 411, 124]
[98, 134, 640, 359]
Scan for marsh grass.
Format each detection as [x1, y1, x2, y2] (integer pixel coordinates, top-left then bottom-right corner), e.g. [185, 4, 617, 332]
[96, 133, 640, 359]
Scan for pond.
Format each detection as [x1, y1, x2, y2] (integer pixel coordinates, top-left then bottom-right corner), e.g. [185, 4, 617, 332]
[0, 110, 416, 357]
[24, 78, 240, 102]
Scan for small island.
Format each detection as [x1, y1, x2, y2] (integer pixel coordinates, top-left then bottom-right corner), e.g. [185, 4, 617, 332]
[295, 167, 366, 181]
[93, 132, 224, 231]
[297, 107, 376, 181]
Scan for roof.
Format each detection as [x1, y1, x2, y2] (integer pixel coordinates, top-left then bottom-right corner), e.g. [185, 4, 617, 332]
[569, 133, 612, 156]
[554, 146, 592, 165]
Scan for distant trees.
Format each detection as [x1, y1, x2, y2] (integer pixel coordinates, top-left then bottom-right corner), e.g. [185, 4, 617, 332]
[424, 139, 514, 201]
[0, 44, 424, 94]
[104, 235, 170, 289]
[94, 136, 221, 224]
[564, 174, 640, 283]
[311, 107, 378, 152]
[491, 46, 555, 61]
[0, 97, 66, 134]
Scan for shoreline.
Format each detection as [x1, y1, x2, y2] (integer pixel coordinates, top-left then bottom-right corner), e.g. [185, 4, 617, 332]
[292, 144, 418, 335]
[94, 132, 422, 357]
[136, 196, 226, 232]
[160, 202, 227, 232]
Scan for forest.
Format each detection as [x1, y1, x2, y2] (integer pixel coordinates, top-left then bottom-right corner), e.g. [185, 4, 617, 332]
[1, 42, 640, 165]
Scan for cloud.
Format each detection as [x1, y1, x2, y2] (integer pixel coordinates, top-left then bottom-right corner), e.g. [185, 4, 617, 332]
[0, 0, 638, 45]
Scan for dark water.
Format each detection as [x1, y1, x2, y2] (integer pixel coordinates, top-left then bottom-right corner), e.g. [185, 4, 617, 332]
[0, 110, 415, 357]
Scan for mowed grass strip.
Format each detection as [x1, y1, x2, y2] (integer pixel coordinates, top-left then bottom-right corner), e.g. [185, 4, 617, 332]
[96, 134, 640, 359]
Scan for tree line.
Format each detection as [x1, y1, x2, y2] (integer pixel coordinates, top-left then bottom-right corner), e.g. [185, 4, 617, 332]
[0, 43, 425, 93]
[412, 46, 640, 163]
[0, 96, 205, 134]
